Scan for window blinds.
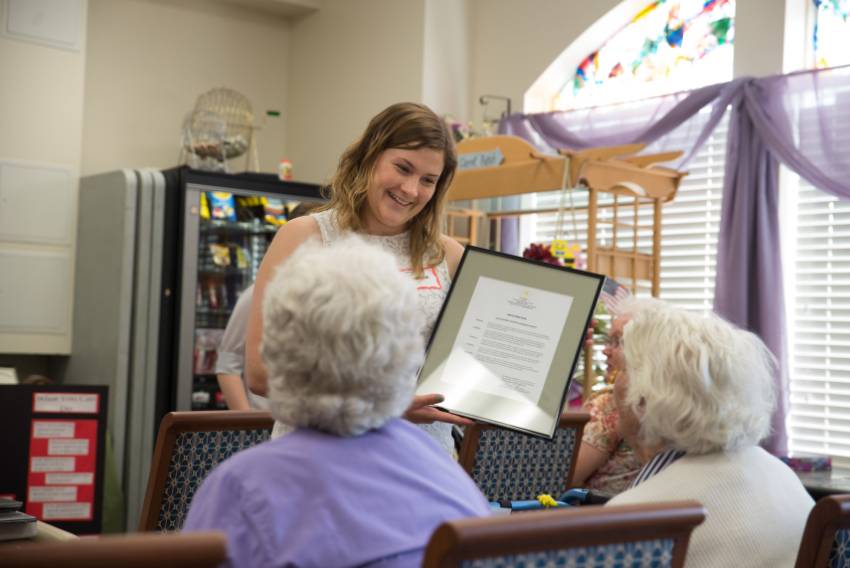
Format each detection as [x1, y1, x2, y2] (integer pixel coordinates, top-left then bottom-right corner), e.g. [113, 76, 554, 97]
[787, 180, 850, 457]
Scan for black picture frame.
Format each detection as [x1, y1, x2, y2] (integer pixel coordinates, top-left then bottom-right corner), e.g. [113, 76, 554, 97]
[416, 246, 603, 439]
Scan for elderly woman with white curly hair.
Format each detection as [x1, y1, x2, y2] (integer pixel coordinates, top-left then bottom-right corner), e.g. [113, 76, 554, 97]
[606, 299, 813, 568]
[183, 236, 490, 568]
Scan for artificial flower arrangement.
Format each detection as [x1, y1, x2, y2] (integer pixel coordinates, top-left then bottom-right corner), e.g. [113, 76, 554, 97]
[521, 242, 563, 266]
[521, 241, 585, 269]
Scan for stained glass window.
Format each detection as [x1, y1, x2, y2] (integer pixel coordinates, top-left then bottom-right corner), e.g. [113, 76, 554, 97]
[554, 0, 735, 110]
[813, 0, 850, 69]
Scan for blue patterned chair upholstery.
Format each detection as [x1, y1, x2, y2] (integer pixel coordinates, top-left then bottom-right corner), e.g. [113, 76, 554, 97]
[831, 530, 850, 568]
[458, 411, 591, 502]
[422, 500, 705, 568]
[795, 494, 850, 567]
[139, 411, 273, 531]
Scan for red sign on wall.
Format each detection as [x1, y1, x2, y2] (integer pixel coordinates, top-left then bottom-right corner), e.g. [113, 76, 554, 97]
[0, 385, 107, 535]
[26, 419, 98, 521]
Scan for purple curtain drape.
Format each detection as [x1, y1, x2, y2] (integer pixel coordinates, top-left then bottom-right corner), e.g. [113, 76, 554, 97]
[715, 87, 787, 452]
[501, 66, 850, 455]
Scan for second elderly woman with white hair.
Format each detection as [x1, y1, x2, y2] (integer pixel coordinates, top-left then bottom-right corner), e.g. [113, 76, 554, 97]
[607, 300, 813, 568]
[183, 236, 490, 568]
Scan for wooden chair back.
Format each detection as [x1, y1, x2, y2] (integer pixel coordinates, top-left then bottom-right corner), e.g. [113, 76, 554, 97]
[458, 411, 590, 502]
[796, 494, 850, 567]
[422, 500, 705, 567]
[138, 411, 273, 531]
[0, 531, 227, 568]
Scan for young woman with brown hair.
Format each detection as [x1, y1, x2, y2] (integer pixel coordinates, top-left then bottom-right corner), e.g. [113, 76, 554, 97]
[244, 102, 471, 452]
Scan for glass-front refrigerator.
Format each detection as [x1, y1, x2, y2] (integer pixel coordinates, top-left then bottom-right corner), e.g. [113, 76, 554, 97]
[173, 170, 324, 412]
[71, 166, 323, 529]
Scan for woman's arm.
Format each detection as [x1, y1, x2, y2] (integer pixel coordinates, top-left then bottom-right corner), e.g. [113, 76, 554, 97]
[216, 373, 252, 410]
[572, 442, 611, 486]
[442, 235, 465, 279]
[404, 393, 473, 426]
[572, 393, 620, 485]
[245, 216, 320, 396]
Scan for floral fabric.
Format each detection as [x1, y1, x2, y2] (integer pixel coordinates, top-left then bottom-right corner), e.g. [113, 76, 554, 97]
[582, 392, 642, 495]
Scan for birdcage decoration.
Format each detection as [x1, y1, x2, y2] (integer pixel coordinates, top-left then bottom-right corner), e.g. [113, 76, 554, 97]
[181, 88, 258, 172]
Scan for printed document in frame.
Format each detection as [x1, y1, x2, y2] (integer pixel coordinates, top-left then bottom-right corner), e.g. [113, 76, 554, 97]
[416, 246, 603, 439]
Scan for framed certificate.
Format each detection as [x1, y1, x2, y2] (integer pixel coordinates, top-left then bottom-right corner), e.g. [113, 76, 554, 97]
[416, 246, 604, 439]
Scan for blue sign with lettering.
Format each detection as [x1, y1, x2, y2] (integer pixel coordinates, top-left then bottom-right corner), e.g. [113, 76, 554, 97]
[458, 148, 505, 171]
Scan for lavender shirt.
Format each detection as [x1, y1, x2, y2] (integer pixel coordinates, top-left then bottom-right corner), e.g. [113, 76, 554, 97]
[182, 418, 490, 568]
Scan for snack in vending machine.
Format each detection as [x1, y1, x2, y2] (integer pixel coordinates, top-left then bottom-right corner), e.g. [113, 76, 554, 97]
[264, 197, 287, 226]
[193, 329, 224, 374]
[208, 192, 237, 221]
[235, 195, 265, 222]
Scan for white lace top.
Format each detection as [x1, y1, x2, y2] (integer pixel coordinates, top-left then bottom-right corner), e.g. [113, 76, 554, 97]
[311, 209, 455, 454]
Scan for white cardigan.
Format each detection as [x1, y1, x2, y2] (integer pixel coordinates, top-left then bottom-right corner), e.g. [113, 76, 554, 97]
[608, 446, 814, 568]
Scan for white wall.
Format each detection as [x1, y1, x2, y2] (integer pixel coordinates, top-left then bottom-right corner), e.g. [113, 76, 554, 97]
[285, 0, 426, 184]
[0, 15, 86, 167]
[283, 0, 620, 183]
[467, 0, 619, 123]
[79, 0, 796, 184]
[734, 0, 787, 78]
[422, 0, 470, 121]
[82, 0, 291, 176]
[0, 0, 87, 355]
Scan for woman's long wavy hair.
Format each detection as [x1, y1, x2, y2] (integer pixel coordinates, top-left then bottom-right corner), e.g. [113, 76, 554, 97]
[321, 102, 457, 277]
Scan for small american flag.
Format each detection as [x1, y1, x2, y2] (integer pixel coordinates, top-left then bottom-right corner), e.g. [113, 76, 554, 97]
[600, 277, 631, 316]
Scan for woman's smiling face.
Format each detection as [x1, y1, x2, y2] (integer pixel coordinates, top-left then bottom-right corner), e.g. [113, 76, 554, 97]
[361, 147, 444, 236]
